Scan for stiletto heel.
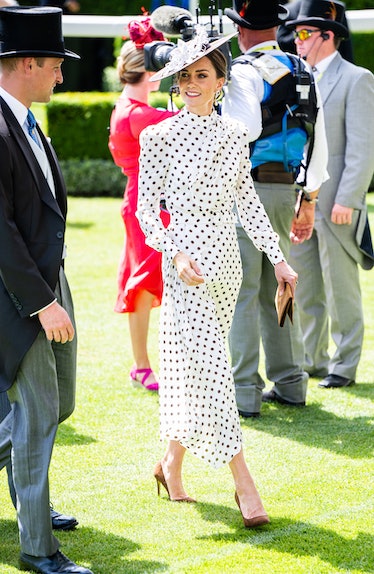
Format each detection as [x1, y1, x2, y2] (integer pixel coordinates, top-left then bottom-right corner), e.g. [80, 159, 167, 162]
[234, 491, 270, 528]
[154, 462, 167, 497]
[153, 462, 196, 503]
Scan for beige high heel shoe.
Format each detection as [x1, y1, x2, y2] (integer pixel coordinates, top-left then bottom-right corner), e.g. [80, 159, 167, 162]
[153, 462, 196, 503]
[234, 491, 270, 528]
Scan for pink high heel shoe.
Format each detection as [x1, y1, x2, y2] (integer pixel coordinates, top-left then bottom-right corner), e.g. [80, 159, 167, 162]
[153, 462, 196, 503]
[234, 492, 270, 528]
[130, 368, 159, 392]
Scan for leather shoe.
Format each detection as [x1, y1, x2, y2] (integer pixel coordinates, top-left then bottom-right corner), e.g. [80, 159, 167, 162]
[50, 506, 78, 531]
[238, 409, 260, 418]
[20, 550, 93, 573]
[319, 374, 355, 388]
[262, 389, 305, 407]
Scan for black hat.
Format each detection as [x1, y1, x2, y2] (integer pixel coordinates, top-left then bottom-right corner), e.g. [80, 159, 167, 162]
[0, 6, 80, 59]
[224, 0, 289, 30]
[285, 0, 349, 38]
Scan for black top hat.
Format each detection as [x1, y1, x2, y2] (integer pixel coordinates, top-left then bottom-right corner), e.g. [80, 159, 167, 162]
[284, 0, 349, 38]
[0, 6, 80, 59]
[225, 0, 289, 30]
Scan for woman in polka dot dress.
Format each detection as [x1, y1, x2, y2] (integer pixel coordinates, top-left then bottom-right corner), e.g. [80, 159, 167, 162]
[137, 30, 298, 527]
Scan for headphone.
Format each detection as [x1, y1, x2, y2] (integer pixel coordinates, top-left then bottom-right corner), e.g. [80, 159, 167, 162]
[320, 31, 329, 41]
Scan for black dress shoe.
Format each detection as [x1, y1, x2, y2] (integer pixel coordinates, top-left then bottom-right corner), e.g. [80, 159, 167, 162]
[20, 550, 93, 573]
[238, 409, 260, 418]
[319, 374, 355, 388]
[50, 506, 78, 531]
[262, 389, 305, 407]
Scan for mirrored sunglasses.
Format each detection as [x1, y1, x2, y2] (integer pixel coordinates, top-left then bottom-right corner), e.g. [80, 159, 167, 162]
[293, 29, 322, 41]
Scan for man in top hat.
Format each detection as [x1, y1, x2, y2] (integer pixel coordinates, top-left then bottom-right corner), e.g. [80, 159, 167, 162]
[276, 0, 354, 62]
[223, 0, 328, 416]
[0, 6, 93, 573]
[285, 0, 374, 388]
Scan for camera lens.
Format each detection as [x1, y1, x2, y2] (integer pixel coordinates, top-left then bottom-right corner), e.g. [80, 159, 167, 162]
[144, 41, 175, 72]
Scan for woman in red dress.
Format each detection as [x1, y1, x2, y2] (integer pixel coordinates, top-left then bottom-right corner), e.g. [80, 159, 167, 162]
[109, 18, 176, 391]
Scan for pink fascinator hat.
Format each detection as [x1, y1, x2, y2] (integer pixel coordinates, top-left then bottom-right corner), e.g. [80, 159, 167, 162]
[127, 16, 165, 49]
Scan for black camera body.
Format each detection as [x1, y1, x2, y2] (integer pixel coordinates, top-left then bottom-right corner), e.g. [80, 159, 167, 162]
[144, 41, 176, 72]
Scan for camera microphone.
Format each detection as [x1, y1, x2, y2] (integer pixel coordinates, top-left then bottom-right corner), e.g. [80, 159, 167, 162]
[151, 5, 194, 36]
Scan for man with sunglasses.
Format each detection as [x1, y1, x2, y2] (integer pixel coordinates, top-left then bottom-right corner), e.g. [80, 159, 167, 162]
[277, 0, 354, 61]
[223, 0, 328, 416]
[285, 0, 374, 388]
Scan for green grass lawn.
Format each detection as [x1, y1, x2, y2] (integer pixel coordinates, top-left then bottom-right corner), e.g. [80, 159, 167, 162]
[1, 195, 373, 574]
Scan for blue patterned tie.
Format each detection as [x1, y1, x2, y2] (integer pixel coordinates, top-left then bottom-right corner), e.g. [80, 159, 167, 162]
[27, 109, 40, 147]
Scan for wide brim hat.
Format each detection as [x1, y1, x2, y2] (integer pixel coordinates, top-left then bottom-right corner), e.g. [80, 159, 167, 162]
[0, 6, 80, 59]
[149, 25, 237, 82]
[224, 0, 289, 30]
[284, 0, 349, 38]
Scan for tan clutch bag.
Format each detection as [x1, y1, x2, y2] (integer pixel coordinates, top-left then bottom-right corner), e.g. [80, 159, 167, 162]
[275, 282, 294, 327]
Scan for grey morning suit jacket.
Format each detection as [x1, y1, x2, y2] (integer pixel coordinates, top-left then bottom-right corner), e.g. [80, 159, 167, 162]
[316, 53, 374, 269]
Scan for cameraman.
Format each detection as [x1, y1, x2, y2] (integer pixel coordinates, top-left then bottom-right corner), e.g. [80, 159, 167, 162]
[223, 0, 328, 416]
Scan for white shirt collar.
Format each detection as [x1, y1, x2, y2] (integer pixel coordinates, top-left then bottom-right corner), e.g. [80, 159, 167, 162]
[0, 86, 28, 127]
[313, 51, 338, 74]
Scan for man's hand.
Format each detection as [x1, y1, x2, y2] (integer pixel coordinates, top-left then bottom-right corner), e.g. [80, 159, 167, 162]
[173, 252, 205, 286]
[290, 201, 315, 244]
[38, 301, 75, 343]
[331, 203, 353, 225]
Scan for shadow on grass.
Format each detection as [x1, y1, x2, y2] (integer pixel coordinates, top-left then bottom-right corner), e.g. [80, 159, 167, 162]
[55, 423, 96, 447]
[196, 503, 374, 573]
[0, 520, 168, 574]
[66, 221, 94, 230]
[240, 390, 374, 459]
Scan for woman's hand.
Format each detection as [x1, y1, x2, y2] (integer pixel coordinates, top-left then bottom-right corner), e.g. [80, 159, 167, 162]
[274, 261, 298, 296]
[173, 252, 205, 286]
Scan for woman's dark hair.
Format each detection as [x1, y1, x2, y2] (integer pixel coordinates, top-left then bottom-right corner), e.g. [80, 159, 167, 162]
[176, 48, 228, 82]
[205, 49, 227, 80]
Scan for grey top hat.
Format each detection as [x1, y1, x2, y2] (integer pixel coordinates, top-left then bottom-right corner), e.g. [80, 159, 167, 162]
[284, 0, 349, 38]
[0, 6, 80, 59]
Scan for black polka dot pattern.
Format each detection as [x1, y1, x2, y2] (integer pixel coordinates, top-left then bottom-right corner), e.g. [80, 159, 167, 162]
[137, 108, 284, 468]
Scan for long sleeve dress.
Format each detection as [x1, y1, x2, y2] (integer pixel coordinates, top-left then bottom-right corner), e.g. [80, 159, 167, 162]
[137, 107, 284, 468]
[108, 95, 174, 313]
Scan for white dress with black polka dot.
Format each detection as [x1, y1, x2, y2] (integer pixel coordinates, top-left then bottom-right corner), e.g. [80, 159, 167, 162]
[137, 107, 284, 468]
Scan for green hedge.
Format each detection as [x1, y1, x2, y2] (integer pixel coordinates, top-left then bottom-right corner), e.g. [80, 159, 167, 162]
[49, 92, 176, 196]
[352, 32, 374, 74]
[60, 159, 126, 197]
[48, 92, 117, 160]
[47, 91, 174, 161]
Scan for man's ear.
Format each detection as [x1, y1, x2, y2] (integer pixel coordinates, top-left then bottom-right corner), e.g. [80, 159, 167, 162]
[23, 57, 34, 74]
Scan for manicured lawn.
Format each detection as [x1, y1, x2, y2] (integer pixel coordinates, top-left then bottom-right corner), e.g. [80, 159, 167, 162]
[0, 195, 373, 573]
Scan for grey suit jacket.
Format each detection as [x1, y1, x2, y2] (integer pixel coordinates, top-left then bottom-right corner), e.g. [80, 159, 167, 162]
[317, 53, 374, 269]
